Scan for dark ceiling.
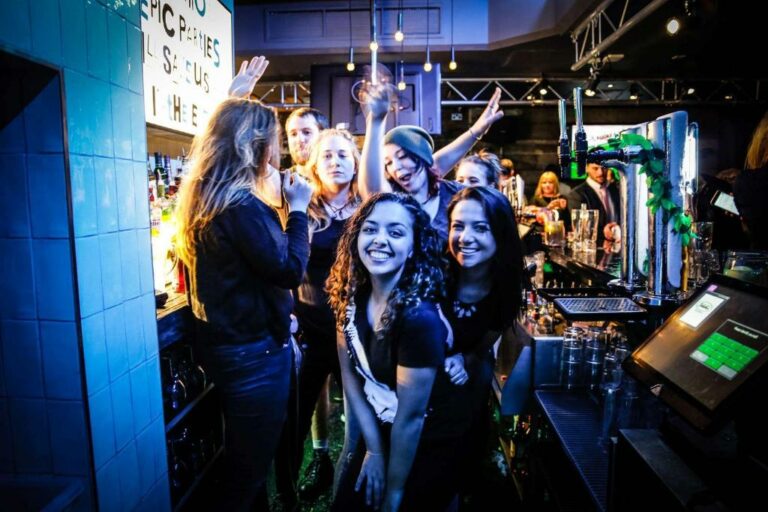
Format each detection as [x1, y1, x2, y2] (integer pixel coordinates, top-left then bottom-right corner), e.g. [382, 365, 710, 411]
[234, 0, 767, 81]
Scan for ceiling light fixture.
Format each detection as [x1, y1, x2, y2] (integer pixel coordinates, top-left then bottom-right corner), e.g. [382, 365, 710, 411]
[585, 74, 600, 97]
[538, 79, 549, 96]
[369, 0, 378, 51]
[448, 0, 457, 70]
[666, 17, 681, 35]
[394, 0, 404, 42]
[424, 0, 432, 72]
[629, 83, 640, 100]
[347, 0, 355, 71]
[398, 60, 406, 90]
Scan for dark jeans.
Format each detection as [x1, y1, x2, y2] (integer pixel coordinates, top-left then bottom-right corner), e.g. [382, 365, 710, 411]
[200, 338, 291, 512]
[275, 336, 342, 498]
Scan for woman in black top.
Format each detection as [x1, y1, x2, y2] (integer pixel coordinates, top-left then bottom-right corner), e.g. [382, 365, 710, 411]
[441, 186, 525, 505]
[327, 193, 469, 511]
[175, 98, 313, 511]
[734, 111, 768, 249]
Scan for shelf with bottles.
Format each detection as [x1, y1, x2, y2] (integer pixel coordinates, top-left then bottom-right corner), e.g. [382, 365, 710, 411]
[161, 343, 211, 425]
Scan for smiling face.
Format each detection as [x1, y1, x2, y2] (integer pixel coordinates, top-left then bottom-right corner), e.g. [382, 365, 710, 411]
[586, 163, 607, 185]
[286, 114, 321, 166]
[383, 143, 428, 195]
[540, 176, 557, 196]
[315, 135, 356, 192]
[449, 199, 497, 271]
[456, 161, 490, 187]
[357, 201, 414, 278]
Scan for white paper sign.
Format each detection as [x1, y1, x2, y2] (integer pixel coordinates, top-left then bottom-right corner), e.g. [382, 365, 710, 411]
[141, 0, 233, 135]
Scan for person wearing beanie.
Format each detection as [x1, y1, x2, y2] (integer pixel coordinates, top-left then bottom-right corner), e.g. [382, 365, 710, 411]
[358, 85, 505, 243]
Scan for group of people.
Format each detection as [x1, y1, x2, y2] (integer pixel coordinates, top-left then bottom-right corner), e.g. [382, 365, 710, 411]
[175, 57, 525, 512]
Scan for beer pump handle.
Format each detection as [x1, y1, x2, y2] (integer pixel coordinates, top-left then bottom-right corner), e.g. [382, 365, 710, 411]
[573, 87, 588, 178]
[558, 99, 571, 179]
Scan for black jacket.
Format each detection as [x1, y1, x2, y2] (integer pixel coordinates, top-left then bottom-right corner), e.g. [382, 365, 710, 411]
[189, 193, 310, 345]
[567, 181, 620, 241]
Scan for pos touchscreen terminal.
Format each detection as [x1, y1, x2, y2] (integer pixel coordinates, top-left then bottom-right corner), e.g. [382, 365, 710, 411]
[623, 274, 768, 432]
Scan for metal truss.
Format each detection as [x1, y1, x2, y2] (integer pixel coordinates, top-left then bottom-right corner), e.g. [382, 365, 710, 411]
[570, 0, 670, 72]
[258, 77, 766, 109]
[441, 77, 766, 106]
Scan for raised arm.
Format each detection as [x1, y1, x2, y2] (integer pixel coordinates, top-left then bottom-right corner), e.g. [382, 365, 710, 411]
[433, 87, 504, 176]
[384, 365, 437, 512]
[359, 85, 394, 200]
[337, 333, 387, 509]
[228, 56, 269, 99]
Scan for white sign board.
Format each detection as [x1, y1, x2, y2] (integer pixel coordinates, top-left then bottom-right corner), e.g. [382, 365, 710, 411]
[141, 0, 233, 135]
[572, 124, 634, 148]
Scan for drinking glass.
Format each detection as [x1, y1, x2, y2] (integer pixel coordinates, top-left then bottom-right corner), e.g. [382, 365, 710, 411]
[544, 219, 566, 247]
[560, 327, 584, 390]
[723, 251, 768, 285]
[691, 221, 714, 252]
[581, 209, 600, 253]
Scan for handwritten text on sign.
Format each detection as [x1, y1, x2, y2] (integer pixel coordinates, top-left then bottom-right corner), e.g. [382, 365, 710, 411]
[141, 0, 233, 135]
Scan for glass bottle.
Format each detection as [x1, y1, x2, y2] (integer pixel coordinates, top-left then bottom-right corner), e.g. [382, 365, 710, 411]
[161, 356, 187, 411]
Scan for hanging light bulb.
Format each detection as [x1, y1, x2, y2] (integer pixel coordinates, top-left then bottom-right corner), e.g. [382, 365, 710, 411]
[449, 46, 457, 71]
[394, 8, 404, 42]
[397, 60, 406, 90]
[346, 47, 355, 71]
[424, 46, 432, 72]
[369, 40, 379, 52]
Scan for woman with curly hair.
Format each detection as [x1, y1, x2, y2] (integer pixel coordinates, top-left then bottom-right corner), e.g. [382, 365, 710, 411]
[441, 186, 525, 506]
[327, 193, 471, 512]
[455, 149, 504, 188]
[175, 97, 313, 510]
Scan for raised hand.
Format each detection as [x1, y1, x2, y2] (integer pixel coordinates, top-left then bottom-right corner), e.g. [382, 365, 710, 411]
[283, 170, 313, 213]
[361, 82, 393, 121]
[228, 56, 269, 99]
[471, 87, 504, 137]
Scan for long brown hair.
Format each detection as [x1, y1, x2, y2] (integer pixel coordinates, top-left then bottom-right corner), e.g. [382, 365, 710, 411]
[176, 98, 279, 264]
[745, 111, 768, 170]
[305, 128, 361, 233]
[326, 193, 444, 340]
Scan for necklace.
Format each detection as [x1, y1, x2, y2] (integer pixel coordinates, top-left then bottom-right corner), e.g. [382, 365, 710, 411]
[420, 194, 436, 206]
[453, 299, 477, 319]
[323, 197, 354, 219]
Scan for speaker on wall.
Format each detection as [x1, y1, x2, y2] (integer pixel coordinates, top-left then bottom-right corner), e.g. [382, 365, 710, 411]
[310, 63, 442, 135]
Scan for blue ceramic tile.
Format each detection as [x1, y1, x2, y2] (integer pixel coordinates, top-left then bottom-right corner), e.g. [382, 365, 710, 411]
[0, 239, 37, 320]
[134, 161, 150, 229]
[48, 399, 89, 476]
[99, 233, 123, 308]
[0, 154, 30, 237]
[110, 373, 134, 450]
[1, 319, 43, 398]
[126, 24, 143, 93]
[29, 0, 62, 65]
[0, 107, 25, 154]
[81, 311, 109, 394]
[24, 77, 64, 154]
[130, 91, 147, 162]
[123, 296, 145, 369]
[149, 415, 168, 477]
[0, 399, 12, 472]
[75, 236, 104, 318]
[90, 79, 114, 158]
[96, 455, 120, 512]
[104, 304, 129, 380]
[146, 355, 163, 421]
[40, 320, 82, 400]
[70, 155, 98, 237]
[107, 11, 129, 88]
[137, 229, 154, 295]
[135, 422, 156, 497]
[64, 70, 94, 156]
[142, 470, 171, 512]
[28, 153, 69, 239]
[119, 230, 141, 301]
[0, 0, 32, 51]
[9, 397, 51, 473]
[110, 85, 132, 160]
[117, 441, 141, 510]
[60, 0, 88, 72]
[115, 159, 137, 230]
[141, 292, 159, 359]
[88, 385, 115, 469]
[94, 157, 119, 233]
[130, 362, 151, 435]
[33, 239, 76, 321]
[85, 1, 110, 82]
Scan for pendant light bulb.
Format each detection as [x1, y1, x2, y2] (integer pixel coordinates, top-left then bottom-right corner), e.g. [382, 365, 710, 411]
[448, 46, 457, 70]
[369, 40, 379, 52]
[346, 47, 355, 71]
[424, 61, 432, 72]
[395, 30, 404, 42]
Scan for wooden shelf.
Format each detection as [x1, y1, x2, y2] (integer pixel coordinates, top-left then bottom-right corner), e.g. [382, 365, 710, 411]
[165, 383, 216, 433]
[173, 445, 224, 512]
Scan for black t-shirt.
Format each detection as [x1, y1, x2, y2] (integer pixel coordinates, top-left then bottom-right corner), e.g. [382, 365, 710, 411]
[353, 296, 471, 440]
[295, 218, 347, 345]
[440, 287, 502, 356]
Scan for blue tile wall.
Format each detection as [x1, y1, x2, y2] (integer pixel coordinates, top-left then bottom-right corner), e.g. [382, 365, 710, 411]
[0, 154, 30, 238]
[32, 239, 76, 321]
[9, 397, 51, 473]
[29, 0, 62, 66]
[48, 399, 89, 475]
[70, 155, 98, 237]
[40, 320, 82, 400]
[1, 0, 172, 507]
[0, 239, 37, 320]
[28, 154, 69, 239]
[1, 319, 44, 398]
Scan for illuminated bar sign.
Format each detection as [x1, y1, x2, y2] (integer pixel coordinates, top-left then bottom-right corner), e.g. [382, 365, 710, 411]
[141, 0, 233, 135]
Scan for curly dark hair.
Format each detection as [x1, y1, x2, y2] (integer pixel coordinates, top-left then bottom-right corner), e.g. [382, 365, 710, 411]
[446, 186, 525, 328]
[326, 193, 445, 340]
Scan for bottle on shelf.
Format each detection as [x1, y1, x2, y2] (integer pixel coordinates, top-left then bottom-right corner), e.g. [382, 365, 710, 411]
[154, 152, 166, 199]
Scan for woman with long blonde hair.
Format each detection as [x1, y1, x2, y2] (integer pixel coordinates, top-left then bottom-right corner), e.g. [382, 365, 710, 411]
[176, 97, 313, 511]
